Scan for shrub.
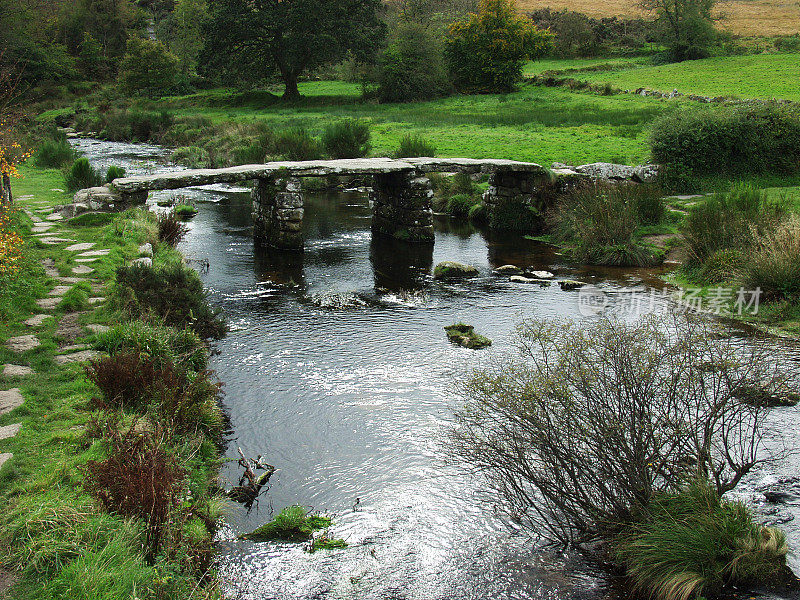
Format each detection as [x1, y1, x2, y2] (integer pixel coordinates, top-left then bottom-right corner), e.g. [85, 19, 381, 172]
[157, 211, 189, 247]
[114, 261, 226, 339]
[774, 34, 800, 52]
[84, 421, 185, 561]
[377, 22, 452, 103]
[614, 481, 789, 600]
[396, 134, 436, 158]
[550, 182, 660, 266]
[105, 165, 126, 183]
[118, 37, 180, 98]
[321, 120, 371, 159]
[275, 128, 322, 161]
[149, 366, 225, 437]
[697, 248, 744, 284]
[86, 351, 159, 411]
[94, 321, 207, 372]
[468, 202, 487, 223]
[446, 193, 480, 218]
[681, 184, 786, 265]
[64, 158, 103, 192]
[35, 139, 76, 168]
[449, 314, 793, 544]
[742, 215, 800, 302]
[651, 104, 800, 176]
[445, 0, 553, 93]
[633, 184, 666, 226]
[172, 146, 210, 168]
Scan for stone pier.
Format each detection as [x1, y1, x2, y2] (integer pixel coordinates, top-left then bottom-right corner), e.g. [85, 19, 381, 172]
[482, 170, 553, 229]
[252, 178, 304, 250]
[371, 173, 434, 243]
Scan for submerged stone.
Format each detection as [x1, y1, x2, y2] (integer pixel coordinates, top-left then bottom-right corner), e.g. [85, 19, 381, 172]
[558, 280, 584, 291]
[510, 275, 551, 285]
[444, 323, 492, 350]
[733, 385, 800, 408]
[493, 264, 523, 275]
[434, 261, 479, 280]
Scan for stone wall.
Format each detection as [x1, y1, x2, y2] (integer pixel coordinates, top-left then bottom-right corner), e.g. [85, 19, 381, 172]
[371, 172, 434, 243]
[482, 170, 553, 230]
[252, 177, 304, 250]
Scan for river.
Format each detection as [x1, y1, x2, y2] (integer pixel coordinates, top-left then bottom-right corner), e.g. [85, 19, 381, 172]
[71, 138, 800, 600]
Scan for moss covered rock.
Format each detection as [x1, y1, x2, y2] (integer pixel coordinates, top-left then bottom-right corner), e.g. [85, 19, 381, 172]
[444, 323, 492, 349]
[434, 261, 479, 280]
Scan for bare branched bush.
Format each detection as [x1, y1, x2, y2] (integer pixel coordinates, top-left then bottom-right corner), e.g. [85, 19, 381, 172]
[449, 314, 794, 545]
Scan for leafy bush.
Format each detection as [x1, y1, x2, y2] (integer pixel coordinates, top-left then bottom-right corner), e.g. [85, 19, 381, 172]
[396, 134, 436, 158]
[157, 211, 189, 247]
[742, 215, 800, 301]
[681, 184, 786, 265]
[35, 139, 76, 168]
[550, 182, 660, 266]
[445, 0, 553, 93]
[105, 165, 126, 183]
[321, 119, 371, 159]
[114, 261, 226, 339]
[275, 128, 322, 161]
[64, 158, 103, 192]
[377, 22, 452, 103]
[651, 104, 800, 176]
[118, 37, 180, 98]
[84, 421, 185, 561]
[614, 481, 789, 600]
[172, 146, 211, 168]
[94, 321, 207, 372]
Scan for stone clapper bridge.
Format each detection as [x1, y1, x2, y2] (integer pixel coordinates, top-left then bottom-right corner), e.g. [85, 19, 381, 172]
[106, 157, 561, 250]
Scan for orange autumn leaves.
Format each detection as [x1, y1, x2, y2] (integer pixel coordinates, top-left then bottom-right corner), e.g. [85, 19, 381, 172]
[0, 204, 23, 277]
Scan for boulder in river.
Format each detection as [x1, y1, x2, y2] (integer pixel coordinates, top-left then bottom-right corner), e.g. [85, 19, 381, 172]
[444, 323, 492, 349]
[493, 264, 523, 275]
[733, 384, 800, 408]
[510, 275, 551, 286]
[434, 261, 479, 280]
[559, 280, 584, 291]
[524, 270, 554, 279]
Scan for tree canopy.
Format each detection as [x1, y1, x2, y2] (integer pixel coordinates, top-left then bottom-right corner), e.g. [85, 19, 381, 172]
[202, 0, 386, 100]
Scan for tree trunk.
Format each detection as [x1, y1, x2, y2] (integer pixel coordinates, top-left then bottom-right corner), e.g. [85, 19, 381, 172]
[281, 71, 301, 102]
[1, 174, 11, 206]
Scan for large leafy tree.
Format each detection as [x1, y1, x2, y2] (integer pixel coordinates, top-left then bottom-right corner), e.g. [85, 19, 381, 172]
[202, 0, 386, 101]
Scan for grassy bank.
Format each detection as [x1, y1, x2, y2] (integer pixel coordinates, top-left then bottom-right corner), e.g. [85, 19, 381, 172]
[0, 165, 224, 599]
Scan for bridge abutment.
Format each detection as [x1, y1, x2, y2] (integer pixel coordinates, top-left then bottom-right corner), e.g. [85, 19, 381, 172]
[252, 177, 304, 251]
[371, 172, 434, 243]
[482, 170, 552, 229]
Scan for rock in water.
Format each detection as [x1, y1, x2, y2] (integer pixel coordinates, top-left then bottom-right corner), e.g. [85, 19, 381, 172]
[493, 264, 523, 275]
[434, 261, 479, 280]
[444, 323, 492, 349]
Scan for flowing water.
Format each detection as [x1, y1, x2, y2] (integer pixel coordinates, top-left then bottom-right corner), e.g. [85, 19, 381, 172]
[71, 138, 800, 600]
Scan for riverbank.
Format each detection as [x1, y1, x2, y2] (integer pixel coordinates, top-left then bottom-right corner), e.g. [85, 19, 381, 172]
[0, 165, 224, 600]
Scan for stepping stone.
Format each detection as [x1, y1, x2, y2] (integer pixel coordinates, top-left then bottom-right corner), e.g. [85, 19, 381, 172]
[40, 259, 59, 277]
[56, 277, 81, 284]
[85, 323, 109, 334]
[48, 285, 72, 297]
[17, 195, 33, 201]
[38, 237, 74, 245]
[24, 314, 54, 327]
[2, 365, 33, 377]
[0, 423, 21, 440]
[50, 188, 65, 193]
[54, 350, 99, 365]
[6, 335, 40, 352]
[36, 298, 60, 310]
[72, 265, 94, 275]
[75, 258, 99, 263]
[65, 242, 95, 252]
[0, 453, 11, 471]
[0, 389, 23, 415]
[77, 249, 110, 257]
[45, 213, 64, 221]
[56, 312, 87, 343]
[32, 226, 53, 233]
[59, 344, 88, 352]
[87, 297, 105, 305]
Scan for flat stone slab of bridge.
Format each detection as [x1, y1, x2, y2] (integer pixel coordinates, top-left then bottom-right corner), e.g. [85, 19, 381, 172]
[110, 157, 547, 193]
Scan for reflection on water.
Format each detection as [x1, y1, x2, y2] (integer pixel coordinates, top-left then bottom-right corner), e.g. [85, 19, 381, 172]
[73, 139, 800, 600]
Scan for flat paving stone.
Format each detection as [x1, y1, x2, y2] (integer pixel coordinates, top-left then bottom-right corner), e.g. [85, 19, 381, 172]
[38, 237, 74, 245]
[2, 365, 34, 377]
[45, 213, 64, 221]
[40, 259, 59, 277]
[24, 314, 54, 327]
[56, 277, 81, 284]
[0, 389, 23, 415]
[88, 297, 105, 305]
[74, 258, 99, 263]
[65, 242, 95, 252]
[6, 335, 40, 352]
[72, 265, 94, 275]
[36, 298, 60, 310]
[32, 226, 53, 233]
[0, 453, 11, 471]
[77, 249, 110, 257]
[48, 285, 72, 297]
[54, 350, 100, 365]
[0, 423, 21, 440]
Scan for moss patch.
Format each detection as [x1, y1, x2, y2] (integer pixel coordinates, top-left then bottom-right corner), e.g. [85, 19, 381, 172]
[444, 323, 492, 349]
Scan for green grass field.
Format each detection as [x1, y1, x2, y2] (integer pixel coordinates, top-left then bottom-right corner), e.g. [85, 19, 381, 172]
[579, 53, 800, 101]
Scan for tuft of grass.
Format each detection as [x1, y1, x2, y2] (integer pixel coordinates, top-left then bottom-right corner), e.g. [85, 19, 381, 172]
[57, 283, 91, 312]
[105, 165, 126, 183]
[614, 480, 789, 600]
[173, 204, 198, 219]
[741, 214, 800, 302]
[94, 321, 207, 373]
[396, 133, 436, 158]
[321, 119, 371, 159]
[35, 139, 77, 169]
[241, 506, 332, 542]
[64, 158, 103, 193]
